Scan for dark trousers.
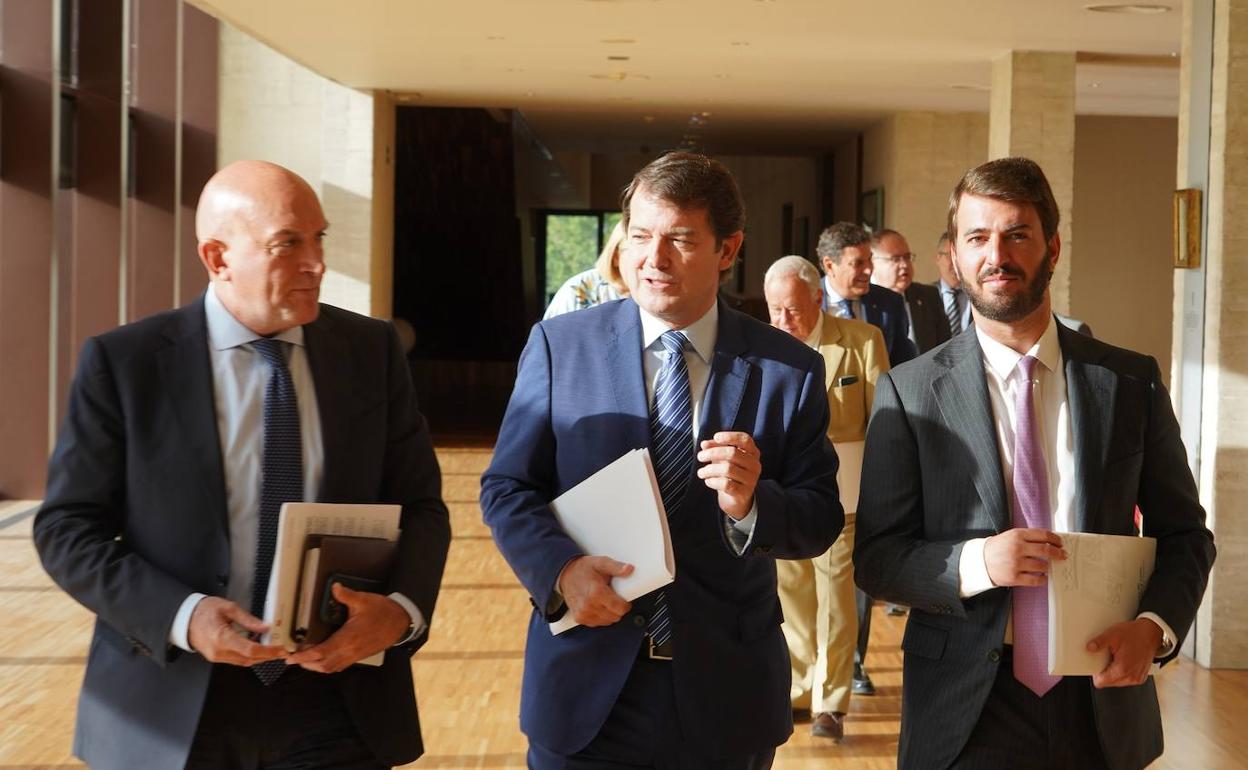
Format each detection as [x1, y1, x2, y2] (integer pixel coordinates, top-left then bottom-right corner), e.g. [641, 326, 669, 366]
[855, 588, 873, 667]
[185, 664, 387, 770]
[527, 654, 775, 770]
[951, 649, 1110, 770]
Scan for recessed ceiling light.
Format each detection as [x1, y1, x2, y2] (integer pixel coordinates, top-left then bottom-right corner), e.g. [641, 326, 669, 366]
[608, 55, 631, 61]
[1084, 4, 1172, 14]
[590, 72, 650, 81]
[1090, 81, 1102, 88]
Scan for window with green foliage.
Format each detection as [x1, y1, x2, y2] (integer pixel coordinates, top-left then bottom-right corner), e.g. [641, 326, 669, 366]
[541, 210, 624, 304]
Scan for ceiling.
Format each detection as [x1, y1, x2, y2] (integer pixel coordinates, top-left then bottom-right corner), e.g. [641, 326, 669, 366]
[190, 0, 1183, 155]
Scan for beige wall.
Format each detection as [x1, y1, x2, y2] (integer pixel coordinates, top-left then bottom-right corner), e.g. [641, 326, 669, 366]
[1070, 115, 1177, 375]
[218, 25, 377, 316]
[861, 112, 989, 283]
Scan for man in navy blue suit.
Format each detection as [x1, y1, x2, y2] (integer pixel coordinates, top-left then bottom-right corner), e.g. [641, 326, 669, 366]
[818, 221, 917, 367]
[481, 152, 842, 769]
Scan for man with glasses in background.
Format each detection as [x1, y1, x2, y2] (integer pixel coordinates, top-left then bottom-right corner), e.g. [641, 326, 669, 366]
[871, 228, 951, 355]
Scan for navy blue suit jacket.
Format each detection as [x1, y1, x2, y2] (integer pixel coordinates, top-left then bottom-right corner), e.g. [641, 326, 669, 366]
[480, 299, 842, 759]
[823, 282, 917, 366]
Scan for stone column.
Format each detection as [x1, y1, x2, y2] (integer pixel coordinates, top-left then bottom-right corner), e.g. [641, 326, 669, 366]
[988, 51, 1076, 314]
[1178, 0, 1248, 669]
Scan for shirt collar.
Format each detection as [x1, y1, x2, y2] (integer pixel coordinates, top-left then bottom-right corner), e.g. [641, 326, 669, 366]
[975, 314, 1061, 382]
[938, 278, 959, 294]
[821, 276, 849, 305]
[639, 300, 718, 365]
[205, 283, 305, 351]
[803, 310, 824, 350]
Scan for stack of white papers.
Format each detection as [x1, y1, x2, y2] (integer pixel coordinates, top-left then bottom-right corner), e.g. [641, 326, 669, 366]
[548, 448, 675, 635]
[1048, 532, 1156, 676]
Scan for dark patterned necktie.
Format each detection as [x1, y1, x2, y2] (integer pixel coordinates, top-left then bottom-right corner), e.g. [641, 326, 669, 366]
[1011, 355, 1059, 696]
[646, 331, 694, 649]
[250, 338, 302, 685]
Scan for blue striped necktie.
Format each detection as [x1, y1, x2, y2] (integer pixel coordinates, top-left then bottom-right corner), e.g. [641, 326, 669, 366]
[250, 338, 303, 685]
[646, 331, 694, 650]
[837, 298, 855, 319]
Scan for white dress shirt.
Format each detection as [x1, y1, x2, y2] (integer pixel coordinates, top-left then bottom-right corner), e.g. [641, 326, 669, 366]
[638, 303, 757, 551]
[821, 276, 863, 321]
[170, 285, 423, 652]
[957, 317, 1174, 653]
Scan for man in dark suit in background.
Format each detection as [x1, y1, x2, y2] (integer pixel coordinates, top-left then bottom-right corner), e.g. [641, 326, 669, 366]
[482, 152, 842, 769]
[34, 160, 451, 770]
[871, 228, 951, 354]
[854, 157, 1215, 770]
[818, 222, 917, 366]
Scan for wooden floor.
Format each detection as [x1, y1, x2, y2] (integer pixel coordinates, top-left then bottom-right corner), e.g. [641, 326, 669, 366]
[1, 447, 1244, 769]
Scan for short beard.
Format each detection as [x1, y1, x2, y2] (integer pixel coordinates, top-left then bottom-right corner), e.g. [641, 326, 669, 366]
[965, 252, 1053, 323]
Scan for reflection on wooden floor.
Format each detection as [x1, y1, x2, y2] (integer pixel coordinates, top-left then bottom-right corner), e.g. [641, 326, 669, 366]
[0, 449, 1244, 769]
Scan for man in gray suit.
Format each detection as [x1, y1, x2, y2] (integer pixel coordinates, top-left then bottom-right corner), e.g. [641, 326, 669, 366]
[854, 157, 1215, 770]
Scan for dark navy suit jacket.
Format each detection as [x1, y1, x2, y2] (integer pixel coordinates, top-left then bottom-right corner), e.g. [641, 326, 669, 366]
[34, 297, 451, 770]
[822, 280, 917, 366]
[480, 299, 842, 759]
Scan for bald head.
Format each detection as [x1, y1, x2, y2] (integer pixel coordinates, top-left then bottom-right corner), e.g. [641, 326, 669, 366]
[196, 160, 327, 336]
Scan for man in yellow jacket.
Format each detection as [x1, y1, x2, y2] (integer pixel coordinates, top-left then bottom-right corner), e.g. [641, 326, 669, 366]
[763, 255, 890, 743]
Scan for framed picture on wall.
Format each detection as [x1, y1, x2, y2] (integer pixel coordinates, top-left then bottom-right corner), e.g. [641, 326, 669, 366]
[860, 187, 884, 232]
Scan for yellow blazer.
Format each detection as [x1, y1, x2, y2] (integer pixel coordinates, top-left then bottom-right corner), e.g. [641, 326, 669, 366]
[818, 312, 890, 443]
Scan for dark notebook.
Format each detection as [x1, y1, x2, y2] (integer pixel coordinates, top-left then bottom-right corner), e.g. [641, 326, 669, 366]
[292, 535, 397, 645]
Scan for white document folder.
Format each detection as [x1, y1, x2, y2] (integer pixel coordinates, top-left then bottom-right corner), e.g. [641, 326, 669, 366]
[548, 448, 676, 635]
[832, 440, 865, 514]
[262, 502, 401, 666]
[1047, 532, 1156, 676]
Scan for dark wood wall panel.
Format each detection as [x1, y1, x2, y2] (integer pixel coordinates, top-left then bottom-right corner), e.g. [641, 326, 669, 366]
[0, 2, 56, 498]
[393, 107, 527, 438]
[127, 0, 179, 320]
[178, 3, 217, 304]
[0, 0, 218, 498]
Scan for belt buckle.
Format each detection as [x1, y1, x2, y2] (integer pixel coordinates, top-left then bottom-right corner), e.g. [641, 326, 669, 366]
[648, 637, 673, 661]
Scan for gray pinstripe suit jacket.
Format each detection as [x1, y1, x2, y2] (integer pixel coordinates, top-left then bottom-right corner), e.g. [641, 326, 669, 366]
[854, 320, 1215, 770]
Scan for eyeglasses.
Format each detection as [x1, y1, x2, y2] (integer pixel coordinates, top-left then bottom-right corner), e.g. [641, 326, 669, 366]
[872, 253, 914, 265]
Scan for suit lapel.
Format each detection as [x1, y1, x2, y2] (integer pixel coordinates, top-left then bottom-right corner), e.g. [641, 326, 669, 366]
[698, 301, 752, 444]
[155, 298, 229, 532]
[819, 317, 846, 390]
[931, 330, 1010, 531]
[606, 301, 652, 452]
[1060, 326, 1115, 533]
[304, 309, 352, 501]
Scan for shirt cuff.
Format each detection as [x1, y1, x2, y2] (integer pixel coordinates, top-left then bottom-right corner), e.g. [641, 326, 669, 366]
[958, 537, 996, 598]
[387, 592, 428, 646]
[724, 501, 759, 555]
[1137, 611, 1178, 658]
[169, 592, 208, 653]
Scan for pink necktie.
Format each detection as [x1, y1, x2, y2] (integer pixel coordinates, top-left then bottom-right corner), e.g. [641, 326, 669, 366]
[1011, 355, 1060, 696]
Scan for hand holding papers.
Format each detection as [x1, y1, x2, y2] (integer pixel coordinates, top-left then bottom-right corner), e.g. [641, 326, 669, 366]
[1048, 532, 1157, 676]
[549, 449, 675, 635]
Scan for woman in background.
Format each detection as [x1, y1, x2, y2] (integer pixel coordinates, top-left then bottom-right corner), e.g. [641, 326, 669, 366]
[543, 221, 629, 319]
